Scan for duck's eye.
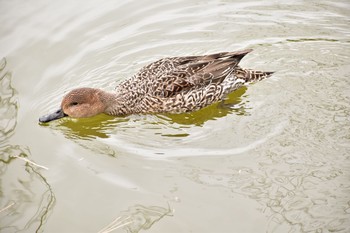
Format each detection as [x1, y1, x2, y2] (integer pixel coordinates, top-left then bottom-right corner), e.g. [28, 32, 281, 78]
[71, 102, 79, 106]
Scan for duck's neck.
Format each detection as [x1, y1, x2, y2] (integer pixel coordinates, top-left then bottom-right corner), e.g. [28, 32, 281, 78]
[98, 90, 131, 116]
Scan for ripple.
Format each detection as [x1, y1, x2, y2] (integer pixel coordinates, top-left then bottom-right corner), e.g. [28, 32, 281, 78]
[0, 58, 55, 233]
[106, 119, 287, 159]
[98, 204, 172, 233]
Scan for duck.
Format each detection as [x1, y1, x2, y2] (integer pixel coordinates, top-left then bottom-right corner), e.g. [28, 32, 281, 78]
[39, 49, 273, 123]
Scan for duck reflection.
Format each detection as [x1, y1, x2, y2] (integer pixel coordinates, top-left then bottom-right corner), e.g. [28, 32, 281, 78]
[50, 114, 128, 140]
[163, 86, 249, 126]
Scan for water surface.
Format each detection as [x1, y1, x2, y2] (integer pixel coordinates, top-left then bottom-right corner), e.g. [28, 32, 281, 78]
[1, 0, 350, 232]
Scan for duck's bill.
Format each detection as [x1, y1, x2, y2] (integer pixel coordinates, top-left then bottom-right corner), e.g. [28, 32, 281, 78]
[39, 108, 67, 123]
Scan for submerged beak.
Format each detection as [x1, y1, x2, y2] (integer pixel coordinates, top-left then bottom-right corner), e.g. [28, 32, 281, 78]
[39, 108, 67, 123]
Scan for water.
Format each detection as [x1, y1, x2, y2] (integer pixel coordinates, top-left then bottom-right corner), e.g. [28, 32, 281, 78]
[1, 0, 350, 232]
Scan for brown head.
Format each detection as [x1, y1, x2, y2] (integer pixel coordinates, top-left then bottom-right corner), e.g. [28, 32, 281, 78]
[39, 88, 106, 123]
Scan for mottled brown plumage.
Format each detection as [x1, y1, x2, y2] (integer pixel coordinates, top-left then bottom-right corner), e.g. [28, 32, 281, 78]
[39, 49, 273, 123]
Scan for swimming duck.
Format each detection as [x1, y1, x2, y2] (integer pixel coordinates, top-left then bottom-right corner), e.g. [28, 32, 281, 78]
[39, 49, 273, 123]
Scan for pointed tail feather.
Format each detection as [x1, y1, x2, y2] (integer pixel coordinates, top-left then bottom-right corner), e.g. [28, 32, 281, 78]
[235, 69, 274, 83]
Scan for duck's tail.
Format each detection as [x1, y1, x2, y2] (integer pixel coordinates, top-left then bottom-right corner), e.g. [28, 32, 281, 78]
[235, 68, 274, 84]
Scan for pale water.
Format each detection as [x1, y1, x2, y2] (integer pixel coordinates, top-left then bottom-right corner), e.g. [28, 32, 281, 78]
[1, 0, 350, 232]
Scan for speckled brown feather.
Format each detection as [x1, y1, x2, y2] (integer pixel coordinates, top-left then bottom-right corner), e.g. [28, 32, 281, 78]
[106, 49, 273, 115]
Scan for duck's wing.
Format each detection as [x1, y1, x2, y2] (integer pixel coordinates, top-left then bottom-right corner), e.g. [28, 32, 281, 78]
[146, 49, 253, 97]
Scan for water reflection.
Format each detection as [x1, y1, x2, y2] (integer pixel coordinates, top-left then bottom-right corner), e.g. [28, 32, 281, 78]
[47, 114, 128, 140]
[40, 115, 127, 157]
[98, 204, 172, 233]
[163, 86, 249, 126]
[0, 58, 17, 142]
[183, 154, 350, 233]
[0, 58, 55, 232]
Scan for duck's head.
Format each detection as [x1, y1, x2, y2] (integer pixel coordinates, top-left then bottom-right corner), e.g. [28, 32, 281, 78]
[39, 87, 106, 123]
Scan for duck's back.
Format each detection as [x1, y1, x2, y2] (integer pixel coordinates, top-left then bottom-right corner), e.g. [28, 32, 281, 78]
[115, 49, 273, 114]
